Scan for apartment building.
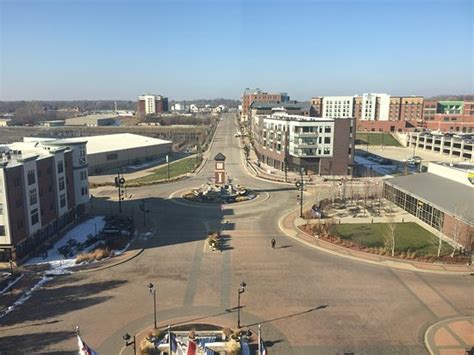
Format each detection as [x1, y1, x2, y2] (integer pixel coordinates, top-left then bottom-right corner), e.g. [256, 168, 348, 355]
[249, 101, 314, 120]
[422, 100, 474, 132]
[240, 88, 290, 122]
[0, 139, 89, 262]
[138, 94, 169, 115]
[311, 93, 424, 132]
[322, 96, 354, 119]
[252, 113, 354, 175]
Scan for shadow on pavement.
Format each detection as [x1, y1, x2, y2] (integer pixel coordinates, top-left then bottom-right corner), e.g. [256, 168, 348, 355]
[0, 279, 127, 326]
[0, 330, 77, 354]
[244, 305, 329, 327]
[91, 194, 229, 250]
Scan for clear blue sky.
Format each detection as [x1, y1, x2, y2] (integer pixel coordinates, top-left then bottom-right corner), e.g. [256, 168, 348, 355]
[1, 0, 472, 100]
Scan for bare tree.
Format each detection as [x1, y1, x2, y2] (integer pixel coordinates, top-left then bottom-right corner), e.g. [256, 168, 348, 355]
[384, 214, 397, 256]
[433, 213, 444, 258]
[449, 204, 469, 257]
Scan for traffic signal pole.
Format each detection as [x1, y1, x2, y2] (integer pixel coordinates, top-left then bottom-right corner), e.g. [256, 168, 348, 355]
[115, 170, 125, 213]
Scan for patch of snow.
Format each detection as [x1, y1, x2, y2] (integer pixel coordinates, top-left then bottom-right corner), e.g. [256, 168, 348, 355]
[25, 216, 106, 268]
[0, 275, 51, 319]
[114, 241, 131, 256]
[0, 274, 25, 295]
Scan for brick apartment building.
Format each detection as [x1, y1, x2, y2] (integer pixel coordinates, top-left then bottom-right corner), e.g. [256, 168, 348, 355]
[422, 100, 474, 133]
[138, 94, 169, 115]
[252, 112, 354, 176]
[240, 88, 289, 122]
[310, 93, 430, 132]
[0, 139, 89, 262]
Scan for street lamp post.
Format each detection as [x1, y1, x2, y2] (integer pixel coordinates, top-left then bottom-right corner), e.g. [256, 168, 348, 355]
[237, 281, 246, 328]
[123, 333, 136, 355]
[148, 282, 157, 329]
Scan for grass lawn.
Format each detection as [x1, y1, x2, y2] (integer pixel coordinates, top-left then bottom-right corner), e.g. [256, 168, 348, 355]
[127, 156, 201, 184]
[355, 132, 401, 146]
[331, 222, 451, 256]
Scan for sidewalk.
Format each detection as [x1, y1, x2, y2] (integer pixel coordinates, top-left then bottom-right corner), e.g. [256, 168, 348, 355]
[425, 316, 474, 355]
[279, 208, 473, 274]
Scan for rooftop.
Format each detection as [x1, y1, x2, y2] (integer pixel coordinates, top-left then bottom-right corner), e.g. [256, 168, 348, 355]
[65, 114, 118, 126]
[385, 173, 474, 224]
[25, 133, 171, 155]
[261, 113, 335, 122]
[250, 101, 311, 110]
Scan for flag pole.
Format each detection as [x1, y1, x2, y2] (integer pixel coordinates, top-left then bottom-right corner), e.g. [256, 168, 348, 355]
[168, 324, 171, 354]
[258, 324, 261, 354]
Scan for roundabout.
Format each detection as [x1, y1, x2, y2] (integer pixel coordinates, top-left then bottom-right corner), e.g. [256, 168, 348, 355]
[1, 114, 473, 355]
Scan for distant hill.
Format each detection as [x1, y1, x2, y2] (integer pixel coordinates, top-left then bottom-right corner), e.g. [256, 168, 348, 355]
[427, 95, 474, 101]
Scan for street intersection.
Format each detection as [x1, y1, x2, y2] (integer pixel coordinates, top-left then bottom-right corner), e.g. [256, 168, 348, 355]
[0, 114, 472, 354]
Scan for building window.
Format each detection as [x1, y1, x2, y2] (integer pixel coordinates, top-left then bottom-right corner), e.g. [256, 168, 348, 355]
[58, 176, 65, 191]
[324, 148, 331, 155]
[27, 170, 35, 185]
[31, 208, 39, 225]
[324, 137, 331, 144]
[29, 189, 37, 205]
[60, 194, 66, 208]
[106, 153, 118, 161]
[57, 161, 64, 174]
[17, 219, 24, 230]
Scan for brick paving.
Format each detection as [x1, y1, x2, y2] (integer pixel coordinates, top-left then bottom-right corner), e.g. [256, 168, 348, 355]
[425, 317, 474, 355]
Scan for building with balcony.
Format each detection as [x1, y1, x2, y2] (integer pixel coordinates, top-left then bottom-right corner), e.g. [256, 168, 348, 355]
[0, 139, 89, 262]
[252, 113, 354, 175]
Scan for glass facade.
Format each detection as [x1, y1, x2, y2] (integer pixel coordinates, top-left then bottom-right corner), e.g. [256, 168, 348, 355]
[383, 183, 444, 230]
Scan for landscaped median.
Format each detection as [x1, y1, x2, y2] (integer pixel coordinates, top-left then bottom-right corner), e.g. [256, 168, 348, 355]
[299, 220, 470, 264]
[280, 208, 473, 273]
[125, 156, 202, 187]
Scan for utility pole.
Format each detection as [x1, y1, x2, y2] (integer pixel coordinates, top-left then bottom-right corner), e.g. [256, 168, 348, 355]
[114, 170, 125, 213]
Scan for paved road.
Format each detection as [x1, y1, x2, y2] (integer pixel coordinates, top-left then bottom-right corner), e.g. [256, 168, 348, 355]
[0, 114, 473, 354]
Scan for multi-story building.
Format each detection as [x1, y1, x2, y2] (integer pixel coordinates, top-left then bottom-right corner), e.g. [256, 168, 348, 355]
[249, 101, 315, 119]
[322, 96, 354, 119]
[240, 88, 289, 122]
[0, 139, 89, 262]
[422, 100, 474, 132]
[138, 94, 169, 115]
[252, 113, 354, 175]
[399, 96, 424, 122]
[422, 100, 438, 122]
[310, 97, 323, 117]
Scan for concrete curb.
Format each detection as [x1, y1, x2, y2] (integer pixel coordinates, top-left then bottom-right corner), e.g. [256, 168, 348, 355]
[76, 246, 145, 274]
[277, 210, 473, 275]
[75, 223, 157, 273]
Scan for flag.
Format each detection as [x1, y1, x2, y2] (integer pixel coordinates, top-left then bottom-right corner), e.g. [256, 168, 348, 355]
[186, 339, 196, 355]
[77, 334, 98, 355]
[168, 332, 184, 355]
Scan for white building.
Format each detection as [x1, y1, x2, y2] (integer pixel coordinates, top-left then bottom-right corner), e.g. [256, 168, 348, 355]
[322, 96, 354, 119]
[361, 93, 391, 121]
[24, 133, 172, 175]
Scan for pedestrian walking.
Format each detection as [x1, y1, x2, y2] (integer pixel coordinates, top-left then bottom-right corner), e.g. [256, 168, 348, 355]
[271, 238, 276, 249]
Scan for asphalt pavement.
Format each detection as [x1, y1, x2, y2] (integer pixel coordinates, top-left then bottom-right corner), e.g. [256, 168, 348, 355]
[0, 113, 472, 355]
